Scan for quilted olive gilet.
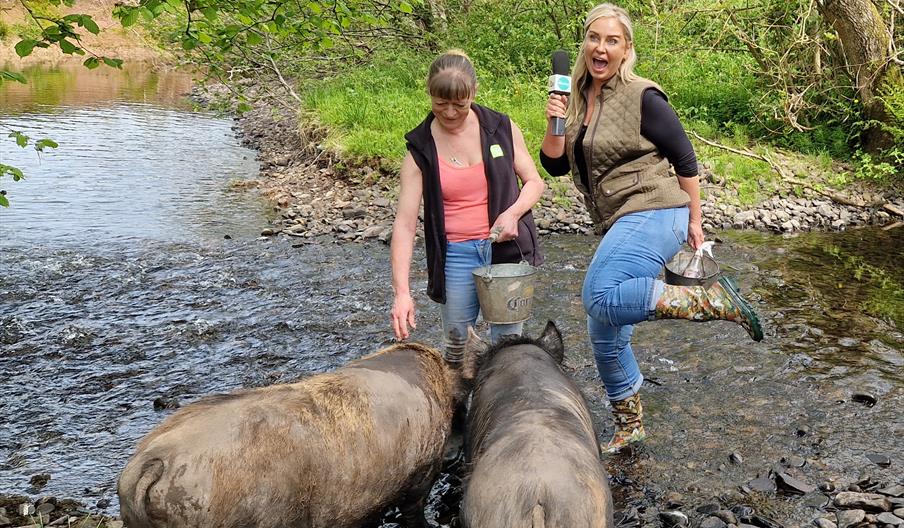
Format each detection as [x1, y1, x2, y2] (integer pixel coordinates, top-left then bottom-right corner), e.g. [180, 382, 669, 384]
[565, 75, 690, 232]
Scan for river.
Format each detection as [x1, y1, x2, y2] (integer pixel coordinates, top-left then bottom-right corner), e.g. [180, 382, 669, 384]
[1, 64, 901, 527]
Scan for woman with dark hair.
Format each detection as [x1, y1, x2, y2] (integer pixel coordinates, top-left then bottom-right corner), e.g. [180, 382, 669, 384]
[541, 3, 763, 453]
[390, 50, 545, 363]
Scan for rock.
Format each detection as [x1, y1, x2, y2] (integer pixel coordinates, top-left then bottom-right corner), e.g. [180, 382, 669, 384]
[659, 510, 689, 527]
[876, 513, 903, 526]
[866, 454, 891, 467]
[361, 225, 384, 239]
[372, 197, 390, 208]
[732, 506, 756, 522]
[702, 517, 728, 528]
[0, 514, 10, 527]
[17, 504, 36, 516]
[107, 521, 125, 528]
[834, 492, 892, 512]
[814, 518, 837, 528]
[776, 471, 817, 495]
[341, 207, 366, 219]
[730, 452, 744, 464]
[851, 392, 877, 405]
[698, 504, 722, 515]
[733, 211, 756, 228]
[35, 503, 55, 515]
[837, 510, 866, 528]
[29, 474, 50, 488]
[896, 510, 904, 519]
[804, 493, 831, 509]
[666, 491, 685, 508]
[715, 511, 739, 525]
[750, 515, 783, 528]
[260, 228, 276, 236]
[781, 455, 806, 468]
[749, 476, 776, 493]
[153, 397, 180, 411]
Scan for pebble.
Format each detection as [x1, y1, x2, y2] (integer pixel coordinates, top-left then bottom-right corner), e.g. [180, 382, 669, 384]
[866, 454, 892, 467]
[814, 518, 837, 528]
[730, 452, 744, 464]
[834, 492, 891, 512]
[852, 393, 878, 406]
[714, 510, 739, 525]
[837, 509, 866, 528]
[776, 471, 817, 495]
[877, 513, 904, 526]
[879, 485, 904, 498]
[702, 517, 728, 528]
[659, 510, 689, 527]
[749, 476, 776, 493]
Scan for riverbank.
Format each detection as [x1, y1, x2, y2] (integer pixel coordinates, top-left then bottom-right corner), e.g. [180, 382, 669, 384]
[229, 101, 904, 243]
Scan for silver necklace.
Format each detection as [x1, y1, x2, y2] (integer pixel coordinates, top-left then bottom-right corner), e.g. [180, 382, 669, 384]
[446, 143, 465, 166]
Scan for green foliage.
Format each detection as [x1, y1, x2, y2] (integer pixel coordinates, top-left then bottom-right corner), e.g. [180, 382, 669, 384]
[853, 149, 904, 181]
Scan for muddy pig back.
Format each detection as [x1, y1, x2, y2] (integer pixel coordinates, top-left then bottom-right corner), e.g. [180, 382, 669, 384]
[118, 342, 460, 528]
[461, 322, 614, 527]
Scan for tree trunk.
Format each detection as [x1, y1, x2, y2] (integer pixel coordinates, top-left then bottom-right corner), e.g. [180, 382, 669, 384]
[818, 0, 903, 152]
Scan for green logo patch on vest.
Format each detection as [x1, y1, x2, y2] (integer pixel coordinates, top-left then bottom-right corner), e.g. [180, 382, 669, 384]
[490, 144, 504, 158]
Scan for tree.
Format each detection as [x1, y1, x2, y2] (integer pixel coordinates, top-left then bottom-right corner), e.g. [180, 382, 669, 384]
[817, 0, 903, 153]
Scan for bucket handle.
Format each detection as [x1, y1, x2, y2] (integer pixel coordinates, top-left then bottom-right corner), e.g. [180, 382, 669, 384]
[482, 228, 527, 282]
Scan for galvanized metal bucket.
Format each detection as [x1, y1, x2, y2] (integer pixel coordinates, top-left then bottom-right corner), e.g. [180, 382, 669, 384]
[472, 234, 538, 324]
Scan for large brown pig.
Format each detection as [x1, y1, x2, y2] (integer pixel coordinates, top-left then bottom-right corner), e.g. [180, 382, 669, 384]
[118, 342, 468, 528]
[460, 322, 614, 528]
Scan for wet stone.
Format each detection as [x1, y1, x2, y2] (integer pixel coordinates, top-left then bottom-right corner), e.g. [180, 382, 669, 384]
[702, 517, 729, 528]
[837, 510, 866, 528]
[732, 506, 756, 522]
[804, 493, 832, 509]
[698, 504, 722, 515]
[834, 492, 892, 511]
[878, 486, 904, 498]
[877, 513, 904, 526]
[660, 510, 690, 527]
[852, 393, 878, 407]
[777, 471, 817, 495]
[28, 474, 50, 489]
[715, 510, 739, 525]
[896, 509, 904, 519]
[814, 518, 837, 528]
[749, 476, 777, 493]
[866, 454, 892, 467]
[782, 455, 807, 468]
[750, 514, 783, 528]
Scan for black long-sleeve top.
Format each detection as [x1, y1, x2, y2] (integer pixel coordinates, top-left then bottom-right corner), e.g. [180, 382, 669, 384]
[540, 89, 698, 180]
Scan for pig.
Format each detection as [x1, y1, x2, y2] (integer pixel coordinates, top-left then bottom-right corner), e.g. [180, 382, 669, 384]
[118, 341, 469, 528]
[460, 321, 614, 528]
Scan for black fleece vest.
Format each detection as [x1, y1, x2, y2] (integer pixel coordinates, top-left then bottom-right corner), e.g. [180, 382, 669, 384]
[404, 103, 543, 304]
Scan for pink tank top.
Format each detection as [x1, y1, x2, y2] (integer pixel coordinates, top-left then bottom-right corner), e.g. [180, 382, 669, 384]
[439, 157, 491, 242]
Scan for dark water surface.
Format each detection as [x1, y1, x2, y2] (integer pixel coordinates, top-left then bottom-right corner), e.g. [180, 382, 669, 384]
[1, 65, 901, 526]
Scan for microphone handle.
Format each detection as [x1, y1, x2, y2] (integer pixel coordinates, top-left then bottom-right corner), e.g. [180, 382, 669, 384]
[550, 116, 566, 136]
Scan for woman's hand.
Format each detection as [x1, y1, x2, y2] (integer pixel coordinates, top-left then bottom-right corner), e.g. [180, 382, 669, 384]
[490, 210, 519, 242]
[687, 218, 704, 249]
[546, 94, 568, 121]
[391, 293, 416, 340]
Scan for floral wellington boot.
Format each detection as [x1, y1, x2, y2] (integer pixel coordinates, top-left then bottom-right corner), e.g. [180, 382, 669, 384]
[606, 392, 646, 454]
[655, 276, 764, 341]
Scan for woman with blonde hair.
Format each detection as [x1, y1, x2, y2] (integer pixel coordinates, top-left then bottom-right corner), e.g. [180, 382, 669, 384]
[540, 3, 763, 453]
[391, 50, 545, 361]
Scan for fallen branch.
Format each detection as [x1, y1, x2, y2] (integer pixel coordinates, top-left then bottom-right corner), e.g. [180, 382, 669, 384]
[884, 203, 904, 217]
[689, 131, 883, 208]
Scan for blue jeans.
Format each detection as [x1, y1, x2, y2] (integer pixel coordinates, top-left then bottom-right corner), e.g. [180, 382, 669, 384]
[440, 239, 523, 361]
[582, 207, 688, 401]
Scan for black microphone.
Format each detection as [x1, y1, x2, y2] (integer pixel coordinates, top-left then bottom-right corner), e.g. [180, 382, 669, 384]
[547, 50, 571, 136]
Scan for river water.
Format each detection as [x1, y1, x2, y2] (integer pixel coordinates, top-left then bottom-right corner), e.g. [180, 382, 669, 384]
[1, 64, 901, 526]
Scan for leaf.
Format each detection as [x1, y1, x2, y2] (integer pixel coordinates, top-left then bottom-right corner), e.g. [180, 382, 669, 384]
[102, 57, 124, 69]
[82, 15, 100, 35]
[182, 37, 198, 51]
[0, 71, 27, 84]
[0, 193, 8, 207]
[35, 139, 59, 151]
[246, 31, 263, 46]
[236, 102, 252, 113]
[201, 7, 217, 21]
[83, 57, 100, 69]
[59, 39, 79, 54]
[121, 9, 140, 27]
[399, 1, 413, 14]
[14, 39, 38, 57]
[197, 31, 212, 44]
[9, 131, 28, 148]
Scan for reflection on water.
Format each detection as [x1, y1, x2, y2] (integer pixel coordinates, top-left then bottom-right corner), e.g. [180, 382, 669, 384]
[0, 62, 195, 113]
[0, 63, 263, 245]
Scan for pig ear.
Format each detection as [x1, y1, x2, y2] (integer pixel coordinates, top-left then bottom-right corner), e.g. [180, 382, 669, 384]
[538, 320, 564, 364]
